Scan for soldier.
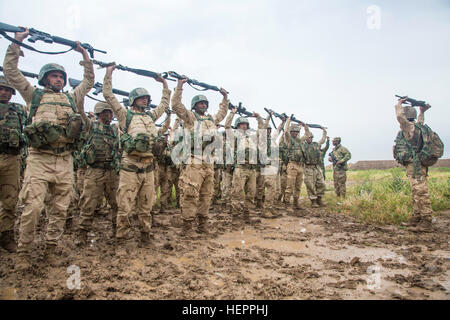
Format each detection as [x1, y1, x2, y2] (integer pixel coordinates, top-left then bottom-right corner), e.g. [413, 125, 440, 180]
[259, 111, 285, 218]
[226, 109, 259, 224]
[103, 64, 170, 244]
[172, 77, 228, 236]
[76, 102, 120, 244]
[3, 28, 94, 270]
[394, 98, 435, 232]
[320, 136, 330, 180]
[329, 137, 351, 198]
[220, 130, 233, 212]
[284, 117, 311, 214]
[0, 75, 26, 252]
[169, 118, 182, 209]
[302, 127, 327, 208]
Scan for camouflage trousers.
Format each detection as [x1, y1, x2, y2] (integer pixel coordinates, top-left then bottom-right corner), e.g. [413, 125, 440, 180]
[221, 167, 233, 203]
[255, 169, 265, 206]
[406, 163, 433, 221]
[168, 165, 181, 207]
[158, 163, 171, 208]
[17, 151, 73, 251]
[79, 167, 118, 231]
[304, 164, 326, 200]
[0, 154, 20, 233]
[285, 162, 304, 205]
[278, 164, 288, 203]
[231, 166, 256, 214]
[320, 162, 326, 180]
[213, 168, 222, 203]
[154, 162, 160, 198]
[116, 156, 155, 239]
[333, 168, 347, 197]
[263, 168, 280, 214]
[77, 167, 86, 197]
[178, 162, 214, 221]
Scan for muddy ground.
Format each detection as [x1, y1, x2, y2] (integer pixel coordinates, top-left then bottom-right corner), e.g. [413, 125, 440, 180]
[0, 197, 449, 300]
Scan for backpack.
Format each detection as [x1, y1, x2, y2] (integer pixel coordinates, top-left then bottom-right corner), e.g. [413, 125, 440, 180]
[393, 123, 444, 167]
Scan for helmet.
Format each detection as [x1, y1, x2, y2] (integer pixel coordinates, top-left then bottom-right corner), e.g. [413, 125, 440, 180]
[234, 117, 250, 129]
[191, 95, 209, 109]
[333, 137, 341, 143]
[38, 63, 67, 86]
[94, 102, 113, 114]
[129, 88, 151, 107]
[290, 124, 300, 132]
[0, 75, 15, 95]
[404, 106, 417, 121]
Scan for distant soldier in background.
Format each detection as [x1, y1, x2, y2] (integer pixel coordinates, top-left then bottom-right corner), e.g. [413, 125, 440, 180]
[154, 111, 171, 213]
[329, 137, 351, 198]
[0, 75, 26, 253]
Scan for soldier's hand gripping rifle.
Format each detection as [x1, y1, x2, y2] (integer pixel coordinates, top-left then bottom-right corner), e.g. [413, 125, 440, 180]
[0, 21, 106, 58]
[328, 152, 339, 167]
[93, 60, 173, 82]
[264, 108, 285, 130]
[395, 95, 430, 108]
[290, 114, 327, 130]
[229, 102, 254, 117]
[167, 71, 228, 93]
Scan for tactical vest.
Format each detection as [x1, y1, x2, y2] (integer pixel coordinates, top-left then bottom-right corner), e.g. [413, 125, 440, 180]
[303, 142, 321, 165]
[393, 123, 444, 169]
[279, 141, 289, 164]
[190, 111, 215, 153]
[288, 136, 304, 163]
[0, 102, 26, 155]
[23, 89, 81, 152]
[81, 122, 119, 169]
[120, 109, 157, 157]
[234, 130, 257, 165]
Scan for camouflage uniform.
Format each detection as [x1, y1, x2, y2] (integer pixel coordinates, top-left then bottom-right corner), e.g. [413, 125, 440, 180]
[3, 44, 94, 257]
[227, 111, 257, 221]
[302, 127, 327, 206]
[395, 104, 433, 229]
[284, 118, 310, 212]
[0, 77, 26, 251]
[77, 110, 120, 238]
[213, 163, 222, 205]
[103, 74, 170, 240]
[154, 115, 171, 212]
[330, 139, 351, 198]
[172, 88, 228, 234]
[277, 140, 289, 204]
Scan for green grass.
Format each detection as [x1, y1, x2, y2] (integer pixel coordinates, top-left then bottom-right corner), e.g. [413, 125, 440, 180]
[323, 167, 450, 225]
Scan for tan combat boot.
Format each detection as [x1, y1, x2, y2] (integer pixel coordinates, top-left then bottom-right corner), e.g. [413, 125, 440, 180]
[293, 198, 305, 211]
[15, 251, 32, 271]
[140, 232, 153, 245]
[311, 199, 319, 208]
[0, 230, 17, 253]
[180, 219, 195, 238]
[317, 197, 326, 207]
[411, 216, 435, 233]
[197, 216, 209, 235]
[261, 210, 273, 219]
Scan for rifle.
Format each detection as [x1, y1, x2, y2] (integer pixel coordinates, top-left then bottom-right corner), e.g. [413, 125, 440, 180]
[264, 108, 281, 130]
[0, 21, 106, 58]
[395, 95, 429, 108]
[93, 60, 173, 82]
[328, 152, 339, 167]
[290, 115, 326, 129]
[167, 71, 226, 92]
[229, 102, 254, 117]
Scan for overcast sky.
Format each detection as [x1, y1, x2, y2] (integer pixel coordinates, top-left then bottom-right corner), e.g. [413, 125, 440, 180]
[1, 0, 449, 164]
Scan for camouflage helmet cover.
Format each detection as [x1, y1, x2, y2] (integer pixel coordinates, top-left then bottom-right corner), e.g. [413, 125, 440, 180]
[94, 102, 113, 114]
[191, 94, 209, 109]
[290, 124, 300, 132]
[235, 117, 250, 129]
[0, 75, 16, 95]
[129, 87, 151, 107]
[404, 106, 417, 120]
[38, 63, 67, 86]
[333, 137, 341, 143]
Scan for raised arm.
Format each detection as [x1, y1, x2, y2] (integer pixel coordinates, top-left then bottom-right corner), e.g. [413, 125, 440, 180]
[172, 79, 195, 127]
[3, 29, 35, 106]
[158, 111, 171, 135]
[225, 109, 236, 129]
[71, 43, 95, 107]
[213, 88, 229, 124]
[103, 66, 127, 130]
[284, 117, 291, 146]
[149, 74, 171, 122]
[318, 128, 327, 145]
[300, 124, 311, 142]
